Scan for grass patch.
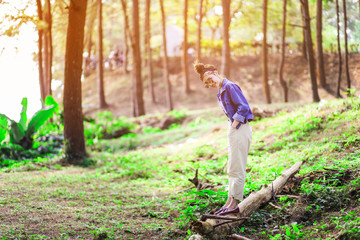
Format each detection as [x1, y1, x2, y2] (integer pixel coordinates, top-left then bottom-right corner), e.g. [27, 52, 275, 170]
[0, 98, 359, 239]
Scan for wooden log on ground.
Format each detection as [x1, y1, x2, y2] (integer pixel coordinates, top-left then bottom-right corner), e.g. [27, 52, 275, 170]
[190, 161, 303, 238]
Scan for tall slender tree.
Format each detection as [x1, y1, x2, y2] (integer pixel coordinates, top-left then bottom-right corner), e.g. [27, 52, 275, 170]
[183, 0, 190, 94]
[279, 0, 288, 102]
[120, 0, 131, 74]
[36, 0, 45, 102]
[262, 0, 271, 103]
[300, 5, 307, 60]
[316, 0, 326, 87]
[63, 0, 87, 163]
[83, 0, 97, 76]
[342, 0, 351, 93]
[196, 0, 204, 61]
[220, 0, 231, 78]
[336, 0, 342, 98]
[301, 0, 320, 102]
[144, 0, 155, 102]
[44, 0, 52, 97]
[97, 0, 107, 108]
[159, 0, 173, 111]
[132, 0, 145, 116]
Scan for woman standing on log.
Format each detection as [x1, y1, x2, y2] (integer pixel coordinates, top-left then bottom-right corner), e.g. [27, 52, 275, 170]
[193, 62, 253, 216]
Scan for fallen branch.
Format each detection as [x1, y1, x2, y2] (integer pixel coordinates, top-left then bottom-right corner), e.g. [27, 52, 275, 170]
[275, 194, 300, 199]
[213, 218, 245, 229]
[269, 202, 282, 210]
[190, 161, 303, 238]
[228, 234, 253, 240]
[201, 214, 249, 221]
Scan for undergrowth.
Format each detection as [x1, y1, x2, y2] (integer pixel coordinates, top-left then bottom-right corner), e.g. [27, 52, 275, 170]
[0, 97, 359, 239]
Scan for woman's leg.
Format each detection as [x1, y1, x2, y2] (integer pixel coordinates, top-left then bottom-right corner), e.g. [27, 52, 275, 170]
[225, 123, 252, 210]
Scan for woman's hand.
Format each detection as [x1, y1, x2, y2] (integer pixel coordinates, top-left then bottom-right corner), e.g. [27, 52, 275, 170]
[231, 120, 240, 129]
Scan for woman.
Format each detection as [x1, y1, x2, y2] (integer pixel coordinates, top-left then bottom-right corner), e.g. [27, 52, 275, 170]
[193, 62, 253, 216]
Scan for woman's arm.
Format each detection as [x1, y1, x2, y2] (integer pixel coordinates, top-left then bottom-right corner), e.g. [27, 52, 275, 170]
[228, 84, 251, 123]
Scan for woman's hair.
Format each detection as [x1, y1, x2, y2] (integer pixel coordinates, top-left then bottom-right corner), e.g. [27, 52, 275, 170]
[193, 61, 217, 81]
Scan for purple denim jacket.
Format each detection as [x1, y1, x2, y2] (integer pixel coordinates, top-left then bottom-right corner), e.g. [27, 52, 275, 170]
[217, 78, 253, 129]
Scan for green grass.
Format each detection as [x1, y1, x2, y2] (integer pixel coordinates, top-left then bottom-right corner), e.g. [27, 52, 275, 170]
[0, 97, 359, 239]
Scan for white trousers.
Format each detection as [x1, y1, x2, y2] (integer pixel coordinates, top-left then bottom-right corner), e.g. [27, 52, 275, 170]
[227, 122, 252, 201]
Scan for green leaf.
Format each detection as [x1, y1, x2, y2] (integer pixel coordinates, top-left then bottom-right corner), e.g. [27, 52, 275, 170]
[286, 227, 291, 237]
[0, 114, 8, 143]
[26, 105, 56, 137]
[44, 95, 59, 113]
[292, 223, 300, 234]
[20, 97, 28, 129]
[9, 120, 25, 143]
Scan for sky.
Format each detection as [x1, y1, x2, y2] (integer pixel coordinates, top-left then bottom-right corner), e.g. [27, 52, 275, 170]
[0, 0, 41, 121]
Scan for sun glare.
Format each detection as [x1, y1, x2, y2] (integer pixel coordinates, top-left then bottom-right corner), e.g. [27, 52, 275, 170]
[0, 0, 40, 121]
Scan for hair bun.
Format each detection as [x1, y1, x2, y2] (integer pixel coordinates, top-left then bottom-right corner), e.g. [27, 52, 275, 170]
[193, 61, 205, 74]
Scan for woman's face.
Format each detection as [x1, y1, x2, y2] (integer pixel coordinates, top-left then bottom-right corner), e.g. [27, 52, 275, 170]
[203, 71, 219, 88]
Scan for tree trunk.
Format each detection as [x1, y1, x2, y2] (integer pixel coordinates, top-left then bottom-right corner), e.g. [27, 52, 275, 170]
[190, 161, 303, 237]
[159, 0, 173, 111]
[63, 0, 87, 163]
[183, 0, 190, 94]
[144, 0, 155, 103]
[43, 0, 50, 97]
[336, 0, 342, 98]
[83, 0, 96, 76]
[36, 0, 45, 103]
[301, 0, 320, 102]
[316, 0, 326, 88]
[132, 0, 145, 116]
[342, 0, 351, 93]
[279, 0, 288, 102]
[43, 0, 52, 97]
[97, 0, 107, 108]
[196, 0, 204, 61]
[262, 0, 271, 104]
[300, 5, 307, 60]
[221, 0, 231, 78]
[120, 0, 130, 74]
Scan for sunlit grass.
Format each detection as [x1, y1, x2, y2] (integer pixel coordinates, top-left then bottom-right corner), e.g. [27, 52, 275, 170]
[0, 97, 359, 238]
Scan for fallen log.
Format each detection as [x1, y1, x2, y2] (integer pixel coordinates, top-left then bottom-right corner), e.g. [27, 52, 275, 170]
[190, 161, 303, 239]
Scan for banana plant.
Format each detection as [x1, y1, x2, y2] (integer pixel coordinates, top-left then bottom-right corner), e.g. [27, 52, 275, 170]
[0, 96, 59, 149]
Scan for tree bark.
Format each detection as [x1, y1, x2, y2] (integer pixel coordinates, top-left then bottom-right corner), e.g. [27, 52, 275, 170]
[262, 0, 271, 104]
[36, 0, 45, 103]
[221, 0, 231, 78]
[144, 0, 155, 103]
[336, 0, 342, 98]
[97, 0, 107, 108]
[63, 0, 87, 163]
[83, 0, 96, 76]
[279, 0, 288, 102]
[159, 0, 173, 111]
[316, 0, 326, 88]
[120, 0, 130, 74]
[342, 0, 351, 93]
[190, 161, 303, 237]
[183, 0, 190, 94]
[132, 0, 145, 116]
[196, 0, 204, 61]
[300, 5, 307, 60]
[301, 0, 320, 102]
[43, 0, 52, 97]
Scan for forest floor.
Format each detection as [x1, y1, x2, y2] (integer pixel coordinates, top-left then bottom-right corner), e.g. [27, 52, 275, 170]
[0, 53, 359, 239]
[0, 98, 359, 239]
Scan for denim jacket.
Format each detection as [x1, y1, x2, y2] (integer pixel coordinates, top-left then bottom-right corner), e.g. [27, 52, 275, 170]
[217, 78, 253, 129]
